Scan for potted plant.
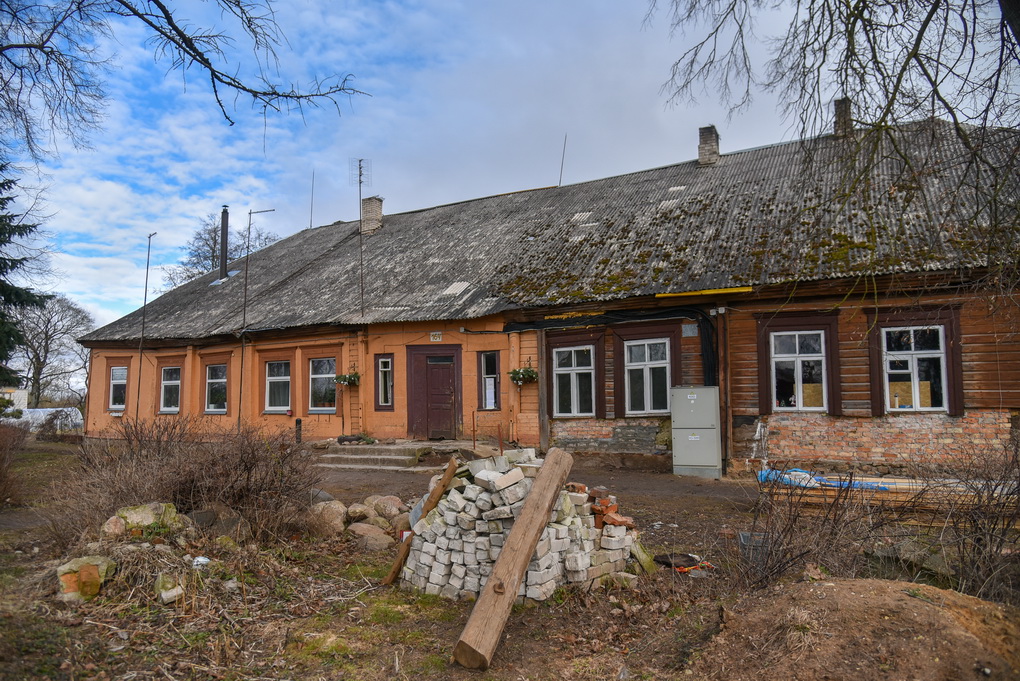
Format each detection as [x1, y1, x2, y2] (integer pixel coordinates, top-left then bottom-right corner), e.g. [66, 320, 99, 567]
[334, 370, 360, 387]
[508, 360, 539, 386]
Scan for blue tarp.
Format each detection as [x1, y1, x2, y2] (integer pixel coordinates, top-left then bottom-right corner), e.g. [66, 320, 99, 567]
[758, 468, 890, 491]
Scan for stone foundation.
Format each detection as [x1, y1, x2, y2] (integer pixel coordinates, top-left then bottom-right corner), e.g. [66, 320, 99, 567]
[551, 417, 670, 455]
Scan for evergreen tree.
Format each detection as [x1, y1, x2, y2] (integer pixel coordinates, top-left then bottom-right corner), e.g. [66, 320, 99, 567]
[0, 164, 48, 386]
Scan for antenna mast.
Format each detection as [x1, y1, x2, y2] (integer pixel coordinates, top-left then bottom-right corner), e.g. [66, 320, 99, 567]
[237, 207, 275, 428]
[350, 158, 372, 319]
[135, 231, 157, 417]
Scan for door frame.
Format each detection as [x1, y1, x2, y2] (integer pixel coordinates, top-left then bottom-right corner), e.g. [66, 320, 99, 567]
[406, 344, 462, 439]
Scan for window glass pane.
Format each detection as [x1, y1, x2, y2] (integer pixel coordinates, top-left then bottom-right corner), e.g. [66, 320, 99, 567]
[483, 376, 497, 409]
[650, 366, 669, 410]
[208, 365, 227, 380]
[111, 383, 127, 407]
[648, 342, 668, 362]
[427, 356, 453, 364]
[268, 361, 290, 377]
[310, 377, 335, 408]
[268, 381, 290, 408]
[482, 352, 498, 375]
[885, 329, 912, 352]
[111, 366, 128, 381]
[798, 333, 822, 354]
[917, 357, 944, 408]
[379, 358, 392, 371]
[627, 344, 646, 364]
[207, 382, 227, 410]
[162, 367, 180, 382]
[887, 374, 913, 408]
[574, 348, 592, 367]
[162, 384, 180, 409]
[914, 328, 941, 351]
[310, 358, 335, 375]
[556, 374, 572, 414]
[576, 372, 594, 414]
[380, 375, 392, 406]
[555, 350, 572, 368]
[773, 334, 797, 355]
[628, 368, 645, 412]
[801, 359, 824, 408]
[888, 359, 909, 372]
[774, 360, 796, 407]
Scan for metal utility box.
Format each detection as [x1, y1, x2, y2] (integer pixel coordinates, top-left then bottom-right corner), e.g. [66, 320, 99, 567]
[670, 386, 722, 479]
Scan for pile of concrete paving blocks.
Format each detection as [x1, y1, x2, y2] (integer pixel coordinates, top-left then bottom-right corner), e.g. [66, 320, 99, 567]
[399, 449, 638, 601]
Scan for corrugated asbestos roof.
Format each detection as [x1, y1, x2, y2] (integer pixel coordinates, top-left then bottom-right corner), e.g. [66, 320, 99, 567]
[83, 120, 1019, 345]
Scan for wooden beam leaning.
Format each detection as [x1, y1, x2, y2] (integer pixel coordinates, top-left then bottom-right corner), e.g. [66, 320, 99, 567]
[381, 456, 459, 587]
[453, 447, 573, 670]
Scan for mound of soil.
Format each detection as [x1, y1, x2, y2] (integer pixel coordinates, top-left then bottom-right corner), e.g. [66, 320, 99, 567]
[687, 578, 1019, 681]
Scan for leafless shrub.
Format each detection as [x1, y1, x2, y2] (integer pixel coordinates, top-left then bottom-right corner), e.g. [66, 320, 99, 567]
[46, 418, 322, 550]
[0, 422, 30, 503]
[907, 434, 1020, 605]
[741, 469, 909, 588]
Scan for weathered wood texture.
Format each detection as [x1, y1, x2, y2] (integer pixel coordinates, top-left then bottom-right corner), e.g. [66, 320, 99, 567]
[381, 457, 459, 586]
[453, 447, 573, 670]
[728, 294, 1020, 415]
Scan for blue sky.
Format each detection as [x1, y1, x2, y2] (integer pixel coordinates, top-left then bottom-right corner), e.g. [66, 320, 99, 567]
[24, 0, 790, 328]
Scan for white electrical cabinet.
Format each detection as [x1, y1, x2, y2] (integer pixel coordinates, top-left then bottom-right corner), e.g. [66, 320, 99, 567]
[670, 386, 722, 479]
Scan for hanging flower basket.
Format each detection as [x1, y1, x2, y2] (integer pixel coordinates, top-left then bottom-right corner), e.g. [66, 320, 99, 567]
[334, 371, 360, 387]
[508, 365, 539, 386]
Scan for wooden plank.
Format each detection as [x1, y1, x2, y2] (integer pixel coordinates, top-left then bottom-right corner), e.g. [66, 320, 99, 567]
[453, 447, 573, 670]
[380, 456, 459, 586]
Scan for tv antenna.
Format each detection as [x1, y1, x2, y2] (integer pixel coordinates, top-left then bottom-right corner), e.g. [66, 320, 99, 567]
[350, 158, 372, 319]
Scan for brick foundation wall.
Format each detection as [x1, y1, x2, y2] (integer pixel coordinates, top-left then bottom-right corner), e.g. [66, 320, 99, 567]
[730, 409, 1016, 476]
[550, 417, 670, 455]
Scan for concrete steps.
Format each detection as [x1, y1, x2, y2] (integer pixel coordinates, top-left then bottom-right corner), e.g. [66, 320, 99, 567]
[313, 439, 498, 472]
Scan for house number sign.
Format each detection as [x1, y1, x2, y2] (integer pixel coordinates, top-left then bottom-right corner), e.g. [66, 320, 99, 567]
[430, 332, 443, 342]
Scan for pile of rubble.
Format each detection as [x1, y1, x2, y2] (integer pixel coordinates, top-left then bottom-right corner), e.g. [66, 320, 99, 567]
[400, 449, 644, 601]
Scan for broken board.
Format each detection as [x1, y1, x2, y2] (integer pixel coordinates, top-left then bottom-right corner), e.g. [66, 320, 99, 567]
[453, 447, 573, 670]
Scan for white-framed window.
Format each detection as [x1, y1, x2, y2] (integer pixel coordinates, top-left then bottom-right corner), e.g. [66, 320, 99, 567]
[109, 366, 127, 410]
[309, 358, 336, 412]
[883, 326, 946, 411]
[377, 355, 393, 409]
[205, 364, 227, 413]
[770, 331, 826, 411]
[624, 339, 670, 414]
[266, 361, 291, 411]
[553, 345, 595, 417]
[160, 367, 181, 413]
[479, 351, 500, 410]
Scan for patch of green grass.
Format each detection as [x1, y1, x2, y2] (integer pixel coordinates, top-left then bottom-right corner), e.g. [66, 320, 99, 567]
[287, 632, 354, 667]
[415, 653, 448, 673]
[366, 603, 405, 625]
[336, 558, 389, 582]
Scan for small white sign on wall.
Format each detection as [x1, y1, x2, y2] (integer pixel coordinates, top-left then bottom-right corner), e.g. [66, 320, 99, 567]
[430, 331, 443, 342]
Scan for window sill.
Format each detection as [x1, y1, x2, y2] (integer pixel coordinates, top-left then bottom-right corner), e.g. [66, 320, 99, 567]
[624, 411, 670, 417]
[477, 407, 501, 412]
[157, 410, 180, 415]
[263, 410, 290, 415]
[552, 414, 596, 419]
[308, 409, 336, 415]
[204, 410, 227, 415]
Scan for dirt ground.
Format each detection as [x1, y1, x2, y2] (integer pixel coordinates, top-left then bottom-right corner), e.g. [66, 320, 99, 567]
[1, 442, 1017, 680]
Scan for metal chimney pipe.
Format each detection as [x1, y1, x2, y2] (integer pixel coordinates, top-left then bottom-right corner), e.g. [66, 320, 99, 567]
[219, 205, 229, 280]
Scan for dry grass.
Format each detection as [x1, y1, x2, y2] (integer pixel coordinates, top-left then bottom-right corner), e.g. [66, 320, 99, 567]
[0, 422, 30, 504]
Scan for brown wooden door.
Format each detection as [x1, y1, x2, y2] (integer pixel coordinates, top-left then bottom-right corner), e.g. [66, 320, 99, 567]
[425, 356, 456, 439]
[407, 345, 461, 440]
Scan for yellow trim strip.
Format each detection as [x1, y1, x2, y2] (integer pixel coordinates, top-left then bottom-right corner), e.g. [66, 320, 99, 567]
[655, 286, 753, 298]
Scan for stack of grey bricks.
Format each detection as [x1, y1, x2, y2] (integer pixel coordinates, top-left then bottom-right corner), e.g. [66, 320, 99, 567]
[399, 449, 637, 601]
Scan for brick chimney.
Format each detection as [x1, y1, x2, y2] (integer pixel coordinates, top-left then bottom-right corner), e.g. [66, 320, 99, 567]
[834, 98, 852, 137]
[698, 126, 720, 166]
[361, 196, 383, 235]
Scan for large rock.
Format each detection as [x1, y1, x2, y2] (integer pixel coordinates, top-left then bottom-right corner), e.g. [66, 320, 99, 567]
[100, 515, 126, 539]
[391, 512, 412, 535]
[358, 533, 396, 551]
[307, 488, 335, 506]
[365, 516, 393, 532]
[310, 500, 348, 535]
[347, 502, 377, 522]
[373, 495, 405, 520]
[347, 522, 388, 538]
[116, 502, 187, 532]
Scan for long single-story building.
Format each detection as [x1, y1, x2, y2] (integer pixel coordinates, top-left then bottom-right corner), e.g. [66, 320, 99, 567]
[80, 104, 1020, 475]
